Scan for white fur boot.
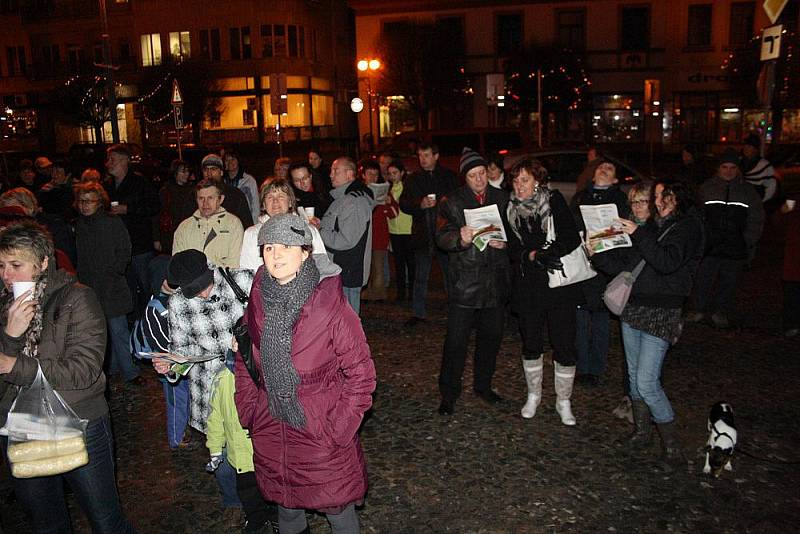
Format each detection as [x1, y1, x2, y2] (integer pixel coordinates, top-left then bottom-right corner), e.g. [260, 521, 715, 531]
[554, 362, 577, 426]
[521, 357, 544, 419]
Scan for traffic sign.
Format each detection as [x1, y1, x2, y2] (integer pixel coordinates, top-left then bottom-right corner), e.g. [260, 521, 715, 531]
[763, 0, 789, 24]
[760, 25, 783, 61]
[173, 104, 184, 130]
[171, 79, 184, 105]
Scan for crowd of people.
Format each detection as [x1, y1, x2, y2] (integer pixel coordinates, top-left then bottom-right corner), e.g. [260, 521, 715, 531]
[0, 135, 794, 533]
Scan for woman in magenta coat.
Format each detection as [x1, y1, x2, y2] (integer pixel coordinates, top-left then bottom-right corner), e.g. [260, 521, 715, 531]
[234, 213, 376, 534]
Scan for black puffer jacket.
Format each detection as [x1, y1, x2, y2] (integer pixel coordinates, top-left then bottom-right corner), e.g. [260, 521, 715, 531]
[591, 212, 705, 309]
[399, 165, 459, 251]
[699, 176, 764, 260]
[76, 211, 133, 318]
[436, 186, 510, 309]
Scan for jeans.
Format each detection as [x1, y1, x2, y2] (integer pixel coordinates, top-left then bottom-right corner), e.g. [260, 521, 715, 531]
[439, 304, 505, 401]
[7, 414, 134, 534]
[575, 307, 610, 377]
[162, 378, 190, 449]
[107, 315, 138, 382]
[342, 286, 362, 316]
[214, 448, 242, 508]
[411, 248, 448, 319]
[279, 504, 359, 534]
[691, 256, 745, 314]
[621, 322, 674, 424]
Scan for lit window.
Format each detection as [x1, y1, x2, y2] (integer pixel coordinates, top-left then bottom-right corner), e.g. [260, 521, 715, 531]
[140, 33, 162, 67]
[169, 31, 191, 61]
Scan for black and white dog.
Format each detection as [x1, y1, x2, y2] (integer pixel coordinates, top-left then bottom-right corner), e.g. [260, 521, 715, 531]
[703, 401, 737, 477]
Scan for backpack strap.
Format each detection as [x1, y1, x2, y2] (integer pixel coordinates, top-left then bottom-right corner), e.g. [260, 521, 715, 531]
[218, 267, 248, 305]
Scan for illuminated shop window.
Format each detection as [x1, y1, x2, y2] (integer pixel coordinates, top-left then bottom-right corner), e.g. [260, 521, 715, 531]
[591, 94, 644, 143]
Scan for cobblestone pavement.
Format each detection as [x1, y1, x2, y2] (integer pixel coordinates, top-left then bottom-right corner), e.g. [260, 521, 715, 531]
[2, 237, 799, 533]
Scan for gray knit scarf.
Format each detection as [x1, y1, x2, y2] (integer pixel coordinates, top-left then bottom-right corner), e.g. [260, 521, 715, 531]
[508, 186, 553, 243]
[259, 256, 320, 428]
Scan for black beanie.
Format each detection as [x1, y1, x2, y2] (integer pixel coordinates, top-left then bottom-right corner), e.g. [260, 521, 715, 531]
[459, 147, 487, 176]
[719, 147, 740, 167]
[167, 249, 214, 299]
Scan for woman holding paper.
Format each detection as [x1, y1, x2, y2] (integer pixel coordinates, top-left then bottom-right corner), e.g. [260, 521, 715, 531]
[589, 179, 703, 471]
[0, 221, 133, 532]
[506, 158, 583, 425]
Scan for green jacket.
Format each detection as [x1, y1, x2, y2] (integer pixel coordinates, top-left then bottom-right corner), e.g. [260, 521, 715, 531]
[205, 367, 254, 473]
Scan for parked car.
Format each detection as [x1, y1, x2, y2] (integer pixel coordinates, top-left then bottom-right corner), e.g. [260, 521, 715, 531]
[379, 128, 528, 173]
[503, 149, 647, 203]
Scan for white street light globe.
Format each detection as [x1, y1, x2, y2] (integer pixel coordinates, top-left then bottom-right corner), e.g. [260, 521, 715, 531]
[350, 97, 364, 113]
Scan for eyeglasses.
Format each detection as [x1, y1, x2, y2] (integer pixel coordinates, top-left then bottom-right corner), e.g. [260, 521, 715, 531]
[631, 199, 649, 206]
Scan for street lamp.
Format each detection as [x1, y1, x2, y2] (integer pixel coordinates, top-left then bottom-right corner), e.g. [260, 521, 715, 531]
[357, 58, 381, 152]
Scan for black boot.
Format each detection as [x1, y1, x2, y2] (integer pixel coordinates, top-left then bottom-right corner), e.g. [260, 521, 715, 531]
[657, 420, 686, 472]
[622, 400, 652, 450]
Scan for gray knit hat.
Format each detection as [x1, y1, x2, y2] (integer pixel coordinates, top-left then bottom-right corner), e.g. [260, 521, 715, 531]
[258, 213, 313, 247]
[460, 147, 487, 175]
[201, 154, 224, 169]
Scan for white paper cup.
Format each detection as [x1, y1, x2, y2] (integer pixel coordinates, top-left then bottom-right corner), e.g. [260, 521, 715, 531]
[303, 207, 315, 218]
[110, 201, 119, 207]
[786, 199, 797, 210]
[427, 193, 436, 201]
[12, 281, 35, 301]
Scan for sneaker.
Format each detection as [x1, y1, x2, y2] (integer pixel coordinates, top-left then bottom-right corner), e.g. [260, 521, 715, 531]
[710, 312, 730, 329]
[684, 311, 706, 323]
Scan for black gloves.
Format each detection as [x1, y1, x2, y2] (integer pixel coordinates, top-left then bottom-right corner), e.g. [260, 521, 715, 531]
[531, 247, 564, 273]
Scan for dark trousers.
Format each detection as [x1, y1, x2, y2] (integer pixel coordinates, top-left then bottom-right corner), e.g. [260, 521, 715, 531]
[127, 250, 156, 314]
[439, 304, 505, 401]
[691, 256, 745, 314]
[518, 301, 577, 366]
[7, 415, 134, 534]
[412, 247, 449, 319]
[390, 234, 415, 300]
[236, 471, 278, 531]
[784, 281, 800, 330]
[575, 307, 610, 376]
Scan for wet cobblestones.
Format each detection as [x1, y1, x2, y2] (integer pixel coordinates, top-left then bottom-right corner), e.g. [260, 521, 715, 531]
[2, 239, 799, 533]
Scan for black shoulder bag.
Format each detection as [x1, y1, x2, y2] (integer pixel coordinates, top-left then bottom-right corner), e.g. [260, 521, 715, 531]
[218, 268, 262, 388]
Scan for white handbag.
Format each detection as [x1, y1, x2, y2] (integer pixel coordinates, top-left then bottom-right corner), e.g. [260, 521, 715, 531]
[546, 216, 597, 288]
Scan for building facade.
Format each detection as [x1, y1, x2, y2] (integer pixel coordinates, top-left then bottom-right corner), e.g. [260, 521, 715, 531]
[351, 0, 799, 150]
[0, 0, 357, 153]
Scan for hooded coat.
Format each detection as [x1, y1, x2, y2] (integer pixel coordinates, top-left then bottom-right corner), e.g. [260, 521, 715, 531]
[234, 267, 375, 511]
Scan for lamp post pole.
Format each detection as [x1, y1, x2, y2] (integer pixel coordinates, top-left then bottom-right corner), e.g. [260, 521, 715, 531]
[98, 0, 120, 143]
[357, 59, 381, 154]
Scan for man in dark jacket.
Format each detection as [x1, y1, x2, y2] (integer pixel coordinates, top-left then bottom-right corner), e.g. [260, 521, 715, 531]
[570, 160, 630, 386]
[104, 144, 161, 311]
[399, 143, 459, 327]
[435, 148, 510, 415]
[687, 148, 764, 328]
